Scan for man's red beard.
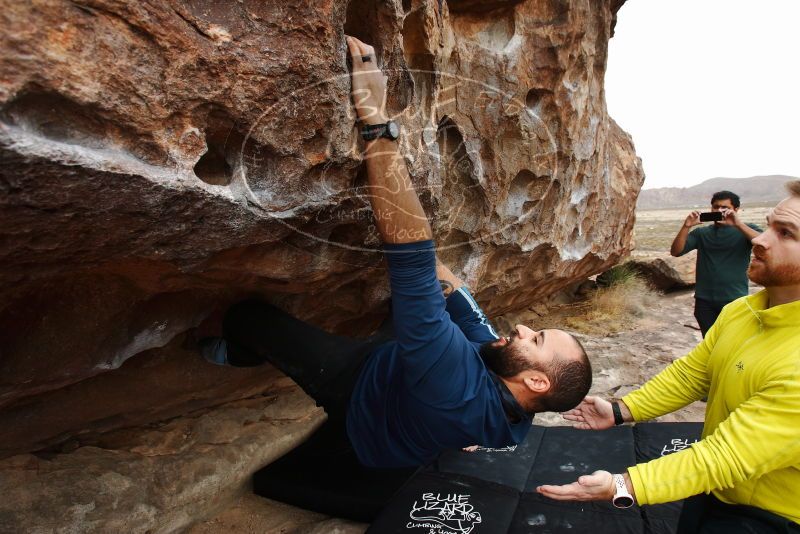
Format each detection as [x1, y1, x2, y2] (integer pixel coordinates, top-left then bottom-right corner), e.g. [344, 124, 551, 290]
[748, 253, 800, 287]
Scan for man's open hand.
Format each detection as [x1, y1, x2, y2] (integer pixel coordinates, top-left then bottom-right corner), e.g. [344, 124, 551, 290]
[537, 470, 615, 501]
[561, 395, 615, 430]
[345, 36, 388, 126]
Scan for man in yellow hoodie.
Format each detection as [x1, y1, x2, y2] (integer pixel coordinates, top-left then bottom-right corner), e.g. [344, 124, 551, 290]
[537, 180, 800, 534]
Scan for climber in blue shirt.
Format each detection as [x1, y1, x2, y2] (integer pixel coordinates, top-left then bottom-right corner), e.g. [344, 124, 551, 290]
[200, 36, 591, 470]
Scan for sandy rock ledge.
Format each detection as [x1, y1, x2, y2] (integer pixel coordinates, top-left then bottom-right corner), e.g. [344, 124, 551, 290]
[0, 379, 325, 534]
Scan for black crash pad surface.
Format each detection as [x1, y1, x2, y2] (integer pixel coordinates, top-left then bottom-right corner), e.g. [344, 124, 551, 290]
[635, 423, 705, 534]
[367, 422, 703, 534]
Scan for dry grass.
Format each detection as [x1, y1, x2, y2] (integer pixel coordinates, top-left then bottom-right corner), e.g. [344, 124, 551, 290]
[497, 272, 658, 338]
[563, 276, 656, 335]
[525, 267, 659, 337]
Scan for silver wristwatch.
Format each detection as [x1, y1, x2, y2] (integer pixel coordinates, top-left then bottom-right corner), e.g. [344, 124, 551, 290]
[612, 473, 634, 508]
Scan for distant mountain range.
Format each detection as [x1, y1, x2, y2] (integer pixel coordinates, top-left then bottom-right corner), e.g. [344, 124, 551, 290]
[637, 175, 797, 210]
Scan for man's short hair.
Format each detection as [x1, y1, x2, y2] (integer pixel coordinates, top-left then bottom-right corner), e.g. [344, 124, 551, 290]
[711, 190, 741, 208]
[536, 337, 592, 413]
[786, 180, 800, 197]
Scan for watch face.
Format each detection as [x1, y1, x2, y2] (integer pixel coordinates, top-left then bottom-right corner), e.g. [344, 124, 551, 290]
[613, 495, 634, 508]
[386, 121, 400, 139]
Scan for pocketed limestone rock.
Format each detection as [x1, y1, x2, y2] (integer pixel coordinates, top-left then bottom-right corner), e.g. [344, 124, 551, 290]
[0, 0, 642, 529]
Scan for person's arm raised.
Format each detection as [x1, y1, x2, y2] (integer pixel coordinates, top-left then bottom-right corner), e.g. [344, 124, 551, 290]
[346, 36, 432, 244]
[720, 208, 760, 241]
[670, 211, 700, 256]
[437, 257, 500, 345]
[346, 37, 461, 394]
[436, 259, 465, 297]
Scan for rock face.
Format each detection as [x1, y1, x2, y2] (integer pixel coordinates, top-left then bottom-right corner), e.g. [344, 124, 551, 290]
[0, 0, 642, 529]
[187, 494, 367, 534]
[0, 379, 325, 533]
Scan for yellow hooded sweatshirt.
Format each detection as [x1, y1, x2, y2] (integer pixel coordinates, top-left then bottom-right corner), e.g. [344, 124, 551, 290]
[622, 290, 800, 524]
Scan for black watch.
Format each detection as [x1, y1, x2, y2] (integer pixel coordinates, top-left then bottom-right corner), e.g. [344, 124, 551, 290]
[361, 120, 400, 141]
[612, 401, 625, 426]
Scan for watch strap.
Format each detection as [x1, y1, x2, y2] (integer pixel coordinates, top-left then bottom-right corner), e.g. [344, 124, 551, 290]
[361, 123, 387, 141]
[612, 473, 634, 508]
[612, 401, 625, 426]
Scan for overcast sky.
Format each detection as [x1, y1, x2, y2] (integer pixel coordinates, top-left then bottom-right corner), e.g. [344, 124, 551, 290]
[605, 0, 800, 190]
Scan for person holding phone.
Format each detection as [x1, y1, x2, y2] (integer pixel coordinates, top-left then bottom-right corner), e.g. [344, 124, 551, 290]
[670, 191, 761, 336]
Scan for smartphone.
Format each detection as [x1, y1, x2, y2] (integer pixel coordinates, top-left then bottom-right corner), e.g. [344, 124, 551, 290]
[699, 212, 723, 222]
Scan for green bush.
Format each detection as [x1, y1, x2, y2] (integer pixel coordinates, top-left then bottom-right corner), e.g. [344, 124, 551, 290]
[597, 263, 639, 287]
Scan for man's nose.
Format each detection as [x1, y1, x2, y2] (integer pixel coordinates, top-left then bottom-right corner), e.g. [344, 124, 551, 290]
[752, 230, 768, 249]
[515, 324, 535, 339]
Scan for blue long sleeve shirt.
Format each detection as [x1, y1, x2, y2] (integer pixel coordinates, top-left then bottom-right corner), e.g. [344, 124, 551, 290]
[346, 240, 533, 468]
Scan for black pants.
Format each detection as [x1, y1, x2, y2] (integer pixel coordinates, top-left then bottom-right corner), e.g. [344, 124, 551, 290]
[223, 300, 414, 521]
[223, 299, 389, 422]
[677, 494, 800, 534]
[694, 298, 730, 337]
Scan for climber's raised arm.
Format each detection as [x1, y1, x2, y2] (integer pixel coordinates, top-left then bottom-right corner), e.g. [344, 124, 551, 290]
[345, 36, 432, 244]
